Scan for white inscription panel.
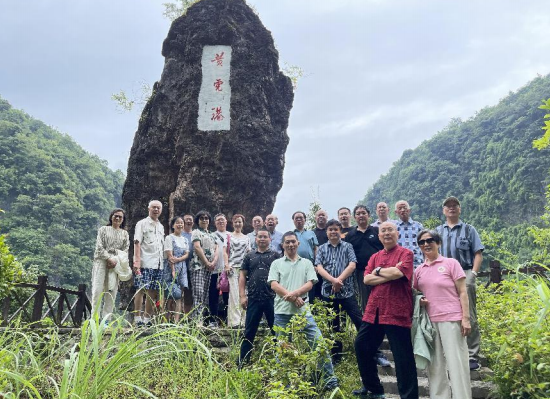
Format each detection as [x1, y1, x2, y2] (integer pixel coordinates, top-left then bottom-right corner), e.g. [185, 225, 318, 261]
[197, 45, 232, 131]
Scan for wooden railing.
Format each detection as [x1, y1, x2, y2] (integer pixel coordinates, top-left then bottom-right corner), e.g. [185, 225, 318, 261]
[1, 276, 92, 328]
[478, 260, 549, 286]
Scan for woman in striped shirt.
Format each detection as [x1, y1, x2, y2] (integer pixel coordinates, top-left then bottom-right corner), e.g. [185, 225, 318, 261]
[91, 208, 129, 320]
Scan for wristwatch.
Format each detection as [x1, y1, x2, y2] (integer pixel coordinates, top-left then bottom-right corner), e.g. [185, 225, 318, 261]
[375, 267, 382, 276]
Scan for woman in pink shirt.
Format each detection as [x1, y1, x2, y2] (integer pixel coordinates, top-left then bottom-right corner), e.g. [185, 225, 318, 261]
[414, 229, 472, 399]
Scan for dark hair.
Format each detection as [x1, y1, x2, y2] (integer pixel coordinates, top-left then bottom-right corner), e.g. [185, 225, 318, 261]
[170, 216, 184, 232]
[282, 231, 298, 242]
[353, 205, 370, 216]
[325, 219, 342, 229]
[194, 210, 211, 226]
[337, 207, 351, 215]
[417, 229, 441, 245]
[292, 211, 306, 220]
[107, 208, 126, 229]
[256, 227, 271, 238]
[232, 213, 246, 224]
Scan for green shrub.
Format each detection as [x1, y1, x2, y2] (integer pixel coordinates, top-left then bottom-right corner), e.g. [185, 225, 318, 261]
[478, 277, 550, 398]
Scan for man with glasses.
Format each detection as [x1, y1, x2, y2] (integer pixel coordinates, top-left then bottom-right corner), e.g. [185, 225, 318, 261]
[436, 196, 484, 371]
[292, 211, 319, 303]
[394, 200, 424, 268]
[133, 200, 165, 327]
[353, 221, 418, 399]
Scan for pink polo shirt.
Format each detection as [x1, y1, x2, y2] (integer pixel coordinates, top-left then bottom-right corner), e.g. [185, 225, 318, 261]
[413, 255, 466, 322]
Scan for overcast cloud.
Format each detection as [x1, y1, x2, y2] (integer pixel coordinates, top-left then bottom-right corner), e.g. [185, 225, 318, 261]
[1, 0, 549, 232]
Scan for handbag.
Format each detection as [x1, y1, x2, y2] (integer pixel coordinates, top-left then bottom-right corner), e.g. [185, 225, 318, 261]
[217, 271, 230, 293]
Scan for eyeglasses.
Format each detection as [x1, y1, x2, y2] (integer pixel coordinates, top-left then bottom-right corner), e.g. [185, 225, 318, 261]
[113, 215, 124, 219]
[199, 217, 210, 221]
[418, 238, 437, 246]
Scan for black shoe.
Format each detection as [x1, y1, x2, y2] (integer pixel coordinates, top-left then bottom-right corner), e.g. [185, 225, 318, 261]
[324, 381, 339, 392]
[352, 386, 368, 396]
[136, 321, 145, 328]
[469, 359, 481, 371]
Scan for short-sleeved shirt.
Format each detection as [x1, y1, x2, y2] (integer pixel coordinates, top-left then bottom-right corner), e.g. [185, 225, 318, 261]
[247, 231, 258, 251]
[267, 256, 318, 315]
[414, 256, 466, 322]
[190, 228, 217, 271]
[229, 233, 251, 268]
[134, 216, 165, 269]
[294, 229, 318, 262]
[241, 249, 280, 301]
[396, 218, 424, 268]
[163, 234, 189, 258]
[213, 231, 230, 274]
[436, 220, 484, 270]
[315, 240, 357, 299]
[363, 245, 414, 328]
[345, 226, 383, 270]
[269, 230, 283, 254]
[314, 227, 328, 246]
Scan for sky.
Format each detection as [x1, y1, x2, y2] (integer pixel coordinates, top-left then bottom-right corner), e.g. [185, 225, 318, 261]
[1, 0, 550, 232]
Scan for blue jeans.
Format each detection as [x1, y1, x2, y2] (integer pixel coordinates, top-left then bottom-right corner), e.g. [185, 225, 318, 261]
[274, 313, 337, 387]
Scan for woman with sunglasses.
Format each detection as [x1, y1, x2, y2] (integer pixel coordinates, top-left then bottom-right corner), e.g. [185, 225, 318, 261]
[91, 208, 129, 320]
[413, 229, 472, 399]
[189, 210, 219, 322]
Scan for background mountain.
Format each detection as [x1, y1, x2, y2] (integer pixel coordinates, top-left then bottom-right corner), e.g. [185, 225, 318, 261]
[361, 75, 550, 262]
[0, 96, 124, 288]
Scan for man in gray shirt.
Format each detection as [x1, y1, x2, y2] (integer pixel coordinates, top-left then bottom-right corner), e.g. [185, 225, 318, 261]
[437, 196, 484, 371]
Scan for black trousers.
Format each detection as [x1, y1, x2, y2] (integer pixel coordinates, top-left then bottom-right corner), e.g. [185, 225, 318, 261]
[322, 296, 363, 360]
[355, 320, 418, 399]
[238, 297, 274, 365]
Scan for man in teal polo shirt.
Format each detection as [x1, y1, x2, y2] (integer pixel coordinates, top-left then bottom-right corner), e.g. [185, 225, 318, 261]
[268, 231, 338, 391]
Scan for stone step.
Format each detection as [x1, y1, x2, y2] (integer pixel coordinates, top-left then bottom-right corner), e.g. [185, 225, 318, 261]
[380, 375, 495, 399]
[378, 354, 493, 381]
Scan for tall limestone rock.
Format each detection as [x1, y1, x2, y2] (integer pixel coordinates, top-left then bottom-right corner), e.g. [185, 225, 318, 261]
[122, 0, 294, 234]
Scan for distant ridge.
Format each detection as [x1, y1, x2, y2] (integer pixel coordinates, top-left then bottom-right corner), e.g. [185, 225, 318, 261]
[361, 75, 550, 260]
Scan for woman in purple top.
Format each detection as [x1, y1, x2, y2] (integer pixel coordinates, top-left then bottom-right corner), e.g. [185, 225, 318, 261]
[414, 229, 472, 399]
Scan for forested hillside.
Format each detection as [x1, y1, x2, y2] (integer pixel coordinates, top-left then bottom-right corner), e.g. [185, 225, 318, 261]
[0, 97, 125, 287]
[362, 75, 550, 261]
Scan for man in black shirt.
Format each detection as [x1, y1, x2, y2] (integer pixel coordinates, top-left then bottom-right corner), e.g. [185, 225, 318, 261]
[314, 209, 329, 246]
[238, 228, 280, 366]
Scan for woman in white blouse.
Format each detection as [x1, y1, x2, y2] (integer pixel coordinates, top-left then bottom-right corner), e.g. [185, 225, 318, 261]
[91, 208, 129, 320]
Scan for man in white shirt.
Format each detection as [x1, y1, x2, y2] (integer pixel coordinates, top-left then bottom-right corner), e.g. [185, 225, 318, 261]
[132, 200, 165, 326]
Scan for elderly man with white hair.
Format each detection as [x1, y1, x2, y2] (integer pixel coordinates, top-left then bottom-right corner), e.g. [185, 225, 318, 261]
[132, 200, 165, 327]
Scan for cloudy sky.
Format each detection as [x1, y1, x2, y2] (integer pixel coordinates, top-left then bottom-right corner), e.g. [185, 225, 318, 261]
[1, 0, 550, 231]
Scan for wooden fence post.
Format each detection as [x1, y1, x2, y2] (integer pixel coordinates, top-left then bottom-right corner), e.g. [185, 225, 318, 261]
[31, 276, 48, 325]
[74, 284, 87, 327]
[489, 260, 502, 285]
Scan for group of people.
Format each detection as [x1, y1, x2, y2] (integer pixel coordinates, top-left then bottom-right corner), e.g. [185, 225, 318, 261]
[91, 196, 484, 399]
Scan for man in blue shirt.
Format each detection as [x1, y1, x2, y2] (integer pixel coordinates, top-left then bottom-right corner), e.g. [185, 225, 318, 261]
[292, 211, 319, 303]
[315, 219, 362, 363]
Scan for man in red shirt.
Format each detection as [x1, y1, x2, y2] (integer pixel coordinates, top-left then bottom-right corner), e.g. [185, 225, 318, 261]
[353, 221, 418, 399]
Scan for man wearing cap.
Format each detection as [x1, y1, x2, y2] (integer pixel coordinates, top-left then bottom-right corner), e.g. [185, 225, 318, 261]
[437, 196, 484, 371]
